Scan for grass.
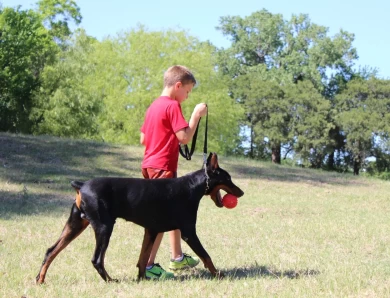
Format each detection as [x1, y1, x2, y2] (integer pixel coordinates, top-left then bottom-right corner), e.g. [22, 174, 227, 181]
[1, 132, 390, 297]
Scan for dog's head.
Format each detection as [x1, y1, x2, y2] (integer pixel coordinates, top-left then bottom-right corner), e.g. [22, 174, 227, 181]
[204, 152, 244, 208]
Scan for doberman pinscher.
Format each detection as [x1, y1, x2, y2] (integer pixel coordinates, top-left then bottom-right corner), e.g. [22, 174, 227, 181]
[36, 153, 244, 284]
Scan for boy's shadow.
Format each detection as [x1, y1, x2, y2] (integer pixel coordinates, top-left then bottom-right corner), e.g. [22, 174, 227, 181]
[174, 263, 320, 281]
[119, 264, 320, 283]
[224, 265, 320, 280]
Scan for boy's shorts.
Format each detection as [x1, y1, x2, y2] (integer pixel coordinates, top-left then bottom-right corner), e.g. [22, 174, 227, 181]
[141, 168, 177, 180]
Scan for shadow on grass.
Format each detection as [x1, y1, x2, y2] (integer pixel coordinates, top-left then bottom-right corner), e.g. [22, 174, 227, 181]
[223, 264, 320, 280]
[0, 133, 142, 217]
[117, 264, 320, 283]
[229, 162, 365, 187]
[0, 133, 141, 182]
[0, 188, 72, 219]
[178, 264, 320, 281]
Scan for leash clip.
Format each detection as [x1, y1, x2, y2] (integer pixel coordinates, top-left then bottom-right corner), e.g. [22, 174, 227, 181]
[202, 153, 207, 166]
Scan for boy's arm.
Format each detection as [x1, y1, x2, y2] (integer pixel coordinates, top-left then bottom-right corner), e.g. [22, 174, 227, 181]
[176, 103, 207, 145]
[140, 132, 145, 145]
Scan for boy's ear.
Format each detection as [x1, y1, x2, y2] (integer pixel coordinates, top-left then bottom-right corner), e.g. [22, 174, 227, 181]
[174, 81, 182, 90]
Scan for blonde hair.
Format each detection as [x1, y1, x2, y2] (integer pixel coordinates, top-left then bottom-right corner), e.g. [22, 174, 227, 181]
[163, 65, 196, 87]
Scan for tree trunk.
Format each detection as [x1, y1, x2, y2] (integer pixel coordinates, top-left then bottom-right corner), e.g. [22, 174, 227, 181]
[353, 154, 361, 175]
[315, 153, 323, 168]
[271, 143, 281, 164]
[327, 151, 335, 170]
[250, 123, 254, 158]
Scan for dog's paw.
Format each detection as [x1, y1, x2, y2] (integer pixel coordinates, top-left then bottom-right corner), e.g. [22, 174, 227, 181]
[35, 274, 45, 285]
[214, 271, 225, 279]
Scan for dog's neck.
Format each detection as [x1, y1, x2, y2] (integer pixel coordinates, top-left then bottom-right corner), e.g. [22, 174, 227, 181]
[182, 169, 211, 199]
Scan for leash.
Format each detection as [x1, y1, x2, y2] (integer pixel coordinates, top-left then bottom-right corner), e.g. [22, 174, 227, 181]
[179, 106, 210, 193]
[179, 106, 208, 161]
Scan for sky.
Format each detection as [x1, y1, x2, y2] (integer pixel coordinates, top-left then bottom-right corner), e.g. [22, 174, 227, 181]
[3, 0, 390, 79]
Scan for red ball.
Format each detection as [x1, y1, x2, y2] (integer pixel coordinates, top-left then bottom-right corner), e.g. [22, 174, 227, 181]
[222, 194, 238, 209]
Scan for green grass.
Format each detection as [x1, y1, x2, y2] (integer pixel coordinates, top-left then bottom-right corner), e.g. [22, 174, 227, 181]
[1, 132, 390, 297]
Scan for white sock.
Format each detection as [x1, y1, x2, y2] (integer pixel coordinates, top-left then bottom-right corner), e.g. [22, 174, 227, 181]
[146, 264, 153, 270]
[174, 254, 184, 262]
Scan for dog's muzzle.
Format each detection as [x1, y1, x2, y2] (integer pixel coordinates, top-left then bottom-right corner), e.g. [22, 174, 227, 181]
[209, 185, 244, 208]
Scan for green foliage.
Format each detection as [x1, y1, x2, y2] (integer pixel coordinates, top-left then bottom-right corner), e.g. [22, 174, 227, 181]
[31, 30, 102, 138]
[94, 26, 243, 151]
[37, 0, 82, 43]
[217, 10, 357, 91]
[366, 145, 390, 180]
[284, 80, 332, 166]
[34, 27, 242, 155]
[216, 9, 357, 163]
[335, 77, 390, 171]
[0, 6, 56, 133]
[240, 70, 290, 146]
[217, 10, 285, 83]
[238, 69, 331, 164]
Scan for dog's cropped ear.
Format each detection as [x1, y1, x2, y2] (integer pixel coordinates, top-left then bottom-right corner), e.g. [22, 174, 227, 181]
[206, 152, 213, 165]
[207, 152, 219, 171]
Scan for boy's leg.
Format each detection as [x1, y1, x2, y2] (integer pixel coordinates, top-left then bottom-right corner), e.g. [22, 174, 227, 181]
[142, 168, 176, 279]
[142, 168, 199, 271]
[168, 219, 200, 271]
[169, 229, 182, 259]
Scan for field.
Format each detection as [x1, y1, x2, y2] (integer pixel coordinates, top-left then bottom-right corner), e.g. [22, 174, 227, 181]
[1, 132, 389, 297]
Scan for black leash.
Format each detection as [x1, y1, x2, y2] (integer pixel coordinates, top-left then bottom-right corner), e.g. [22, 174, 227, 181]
[179, 107, 208, 160]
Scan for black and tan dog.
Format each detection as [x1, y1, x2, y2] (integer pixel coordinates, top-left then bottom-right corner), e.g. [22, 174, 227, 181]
[36, 153, 244, 284]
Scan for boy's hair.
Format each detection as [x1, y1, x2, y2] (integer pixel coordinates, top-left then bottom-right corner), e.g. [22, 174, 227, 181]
[164, 65, 197, 87]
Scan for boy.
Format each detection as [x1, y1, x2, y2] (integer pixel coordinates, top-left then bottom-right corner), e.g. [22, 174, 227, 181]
[140, 65, 208, 279]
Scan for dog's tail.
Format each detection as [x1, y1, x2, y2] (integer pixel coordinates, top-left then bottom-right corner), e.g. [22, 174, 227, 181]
[71, 180, 84, 190]
[71, 181, 84, 209]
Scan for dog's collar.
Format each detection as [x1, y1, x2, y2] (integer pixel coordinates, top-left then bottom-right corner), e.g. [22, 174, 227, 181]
[202, 153, 210, 194]
[203, 164, 210, 194]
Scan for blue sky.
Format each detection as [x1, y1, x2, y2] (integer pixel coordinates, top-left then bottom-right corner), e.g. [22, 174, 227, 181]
[4, 0, 390, 78]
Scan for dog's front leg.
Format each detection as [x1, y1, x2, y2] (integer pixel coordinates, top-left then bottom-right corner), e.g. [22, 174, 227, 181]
[136, 228, 158, 281]
[181, 227, 224, 279]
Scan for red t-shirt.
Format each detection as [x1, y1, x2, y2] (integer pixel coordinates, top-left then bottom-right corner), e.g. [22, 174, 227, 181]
[141, 96, 189, 172]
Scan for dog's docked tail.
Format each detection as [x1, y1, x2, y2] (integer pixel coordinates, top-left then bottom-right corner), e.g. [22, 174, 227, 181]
[71, 181, 84, 209]
[71, 180, 84, 190]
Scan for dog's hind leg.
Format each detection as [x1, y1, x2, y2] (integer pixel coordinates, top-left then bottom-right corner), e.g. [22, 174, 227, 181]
[181, 227, 224, 278]
[136, 228, 158, 280]
[36, 204, 90, 284]
[90, 219, 116, 282]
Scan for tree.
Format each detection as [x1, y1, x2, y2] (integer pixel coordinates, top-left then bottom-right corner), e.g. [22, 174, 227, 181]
[234, 67, 290, 161]
[284, 80, 332, 167]
[0, 6, 56, 132]
[216, 9, 357, 163]
[236, 67, 331, 165]
[37, 0, 82, 44]
[335, 77, 390, 174]
[0, 0, 82, 133]
[31, 30, 102, 138]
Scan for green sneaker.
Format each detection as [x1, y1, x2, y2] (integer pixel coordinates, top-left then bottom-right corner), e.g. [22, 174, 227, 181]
[145, 263, 175, 280]
[169, 253, 200, 270]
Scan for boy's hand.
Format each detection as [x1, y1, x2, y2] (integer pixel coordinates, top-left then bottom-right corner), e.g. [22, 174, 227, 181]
[194, 103, 208, 117]
[178, 103, 208, 144]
